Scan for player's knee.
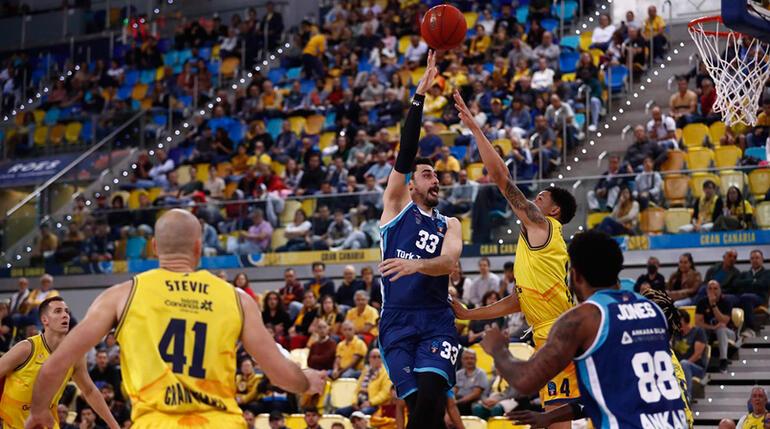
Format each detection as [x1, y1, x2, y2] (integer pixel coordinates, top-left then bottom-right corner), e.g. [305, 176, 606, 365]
[416, 372, 448, 406]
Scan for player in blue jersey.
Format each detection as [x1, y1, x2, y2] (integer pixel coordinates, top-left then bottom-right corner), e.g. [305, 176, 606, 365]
[376, 50, 463, 429]
[481, 231, 688, 429]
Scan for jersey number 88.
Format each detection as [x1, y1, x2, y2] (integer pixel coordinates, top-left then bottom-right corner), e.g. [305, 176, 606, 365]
[631, 351, 681, 403]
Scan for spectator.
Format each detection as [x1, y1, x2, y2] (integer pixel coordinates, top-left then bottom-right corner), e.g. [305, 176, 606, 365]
[634, 156, 663, 209]
[667, 252, 703, 306]
[227, 209, 273, 254]
[296, 153, 326, 196]
[360, 266, 383, 310]
[673, 309, 707, 401]
[326, 208, 355, 249]
[358, 174, 384, 212]
[634, 256, 666, 293]
[305, 261, 335, 298]
[276, 209, 312, 253]
[472, 371, 517, 420]
[699, 78, 720, 124]
[279, 268, 305, 320]
[314, 295, 344, 339]
[593, 187, 639, 236]
[0, 302, 11, 353]
[235, 358, 261, 412]
[719, 420, 736, 429]
[204, 165, 226, 199]
[332, 321, 367, 379]
[461, 290, 506, 347]
[622, 27, 647, 74]
[404, 34, 428, 65]
[289, 291, 319, 349]
[364, 149, 392, 186]
[26, 274, 61, 322]
[642, 5, 667, 61]
[335, 348, 392, 417]
[680, 180, 723, 233]
[705, 249, 740, 292]
[454, 349, 489, 415]
[531, 57, 555, 92]
[308, 205, 333, 250]
[464, 257, 501, 307]
[695, 280, 735, 372]
[435, 146, 461, 175]
[533, 31, 560, 70]
[624, 125, 665, 172]
[200, 217, 222, 256]
[438, 169, 475, 216]
[345, 290, 379, 345]
[89, 350, 122, 400]
[33, 224, 59, 261]
[262, 291, 291, 347]
[646, 106, 679, 149]
[77, 407, 103, 429]
[715, 186, 754, 231]
[733, 249, 770, 337]
[670, 76, 698, 128]
[544, 94, 580, 150]
[9, 277, 31, 317]
[736, 387, 769, 428]
[307, 319, 337, 373]
[529, 115, 561, 175]
[590, 14, 616, 50]
[336, 265, 365, 309]
[587, 155, 626, 211]
[302, 408, 323, 429]
[450, 261, 473, 302]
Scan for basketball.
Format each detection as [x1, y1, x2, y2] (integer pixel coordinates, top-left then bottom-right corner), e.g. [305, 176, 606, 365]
[420, 4, 467, 50]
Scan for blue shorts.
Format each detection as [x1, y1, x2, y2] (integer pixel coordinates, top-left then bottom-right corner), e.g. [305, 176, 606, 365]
[378, 307, 459, 399]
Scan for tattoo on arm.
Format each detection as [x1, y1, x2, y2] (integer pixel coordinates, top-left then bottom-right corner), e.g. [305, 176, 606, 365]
[504, 180, 546, 226]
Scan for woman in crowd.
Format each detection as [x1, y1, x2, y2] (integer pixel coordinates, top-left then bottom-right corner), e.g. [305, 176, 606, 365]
[667, 252, 703, 307]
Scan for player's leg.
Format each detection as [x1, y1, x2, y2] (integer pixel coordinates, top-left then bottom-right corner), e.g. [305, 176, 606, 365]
[406, 372, 448, 429]
[540, 363, 581, 429]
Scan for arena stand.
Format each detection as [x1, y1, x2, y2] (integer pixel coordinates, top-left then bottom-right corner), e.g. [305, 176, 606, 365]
[0, 0, 769, 428]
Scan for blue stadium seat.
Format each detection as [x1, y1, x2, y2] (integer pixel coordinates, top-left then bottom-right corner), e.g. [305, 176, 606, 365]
[153, 114, 167, 127]
[450, 145, 467, 160]
[267, 118, 284, 139]
[178, 49, 193, 65]
[620, 278, 635, 292]
[80, 120, 93, 140]
[551, 0, 578, 21]
[116, 85, 133, 101]
[286, 67, 302, 80]
[575, 112, 586, 128]
[157, 38, 173, 53]
[323, 111, 337, 130]
[541, 18, 559, 33]
[559, 35, 580, 51]
[140, 69, 156, 85]
[177, 95, 193, 107]
[43, 108, 60, 125]
[124, 70, 140, 86]
[606, 65, 628, 94]
[745, 146, 767, 161]
[558, 51, 580, 73]
[516, 6, 528, 22]
[163, 51, 178, 67]
[300, 79, 315, 94]
[268, 68, 286, 83]
[199, 47, 212, 61]
[228, 122, 245, 143]
[483, 62, 494, 73]
[358, 59, 372, 73]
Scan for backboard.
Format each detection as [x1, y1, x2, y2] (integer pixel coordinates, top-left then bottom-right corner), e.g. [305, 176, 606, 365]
[723, 0, 770, 42]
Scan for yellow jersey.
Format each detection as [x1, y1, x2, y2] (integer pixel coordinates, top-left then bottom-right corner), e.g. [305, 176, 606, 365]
[670, 352, 694, 428]
[0, 334, 73, 429]
[514, 216, 573, 345]
[115, 268, 245, 429]
[741, 412, 770, 429]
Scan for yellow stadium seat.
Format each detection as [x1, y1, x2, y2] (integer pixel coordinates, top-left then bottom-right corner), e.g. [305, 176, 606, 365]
[438, 131, 457, 147]
[285, 414, 306, 429]
[690, 172, 720, 198]
[665, 208, 692, 233]
[271, 228, 288, 249]
[755, 201, 770, 229]
[289, 347, 309, 369]
[281, 199, 303, 225]
[640, 207, 665, 234]
[155, 66, 165, 81]
[305, 114, 325, 135]
[580, 31, 593, 51]
[719, 170, 746, 196]
[319, 415, 352, 429]
[33, 125, 48, 146]
[211, 44, 221, 61]
[147, 187, 162, 203]
[193, 163, 209, 182]
[714, 145, 742, 168]
[488, 417, 530, 429]
[398, 35, 411, 54]
[127, 190, 146, 210]
[224, 181, 238, 199]
[176, 165, 192, 184]
[589, 48, 604, 66]
[508, 343, 535, 360]
[748, 168, 770, 198]
[33, 109, 45, 125]
[221, 57, 240, 78]
[301, 198, 316, 216]
[49, 124, 65, 145]
[493, 139, 513, 156]
[709, 121, 726, 144]
[586, 211, 610, 229]
[216, 161, 232, 178]
[663, 174, 689, 206]
[681, 306, 696, 326]
[464, 11, 479, 27]
[685, 147, 713, 171]
[288, 116, 306, 135]
[411, 67, 427, 87]
[64, 122, 82, 144]
[271, 161, 286, 177]
[330, 378, 358, 409]
[681, 123, 710, 147]
[319, 131, 336, 150]
[470, 343, 494, 378]
[467, 163, 484, 181]
[255, 413, 270, 429]
[461, 216, 471, 243]
[560, 72, 576, 82]
[131, 83, 148, 100]
[661, 150, 685, 172]
[462, 416, 489, 429]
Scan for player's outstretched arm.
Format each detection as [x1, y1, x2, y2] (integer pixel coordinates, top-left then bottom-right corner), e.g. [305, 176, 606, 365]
[0, 339, 32, 378]
[453, 91, 547, 231]
[381, 50, 438, 225]
[238, 290, 325, 395]
[379, 216, 461, 281]
[72, 356, 120, 429]
[27, 281, 131, 429]
[508, 403, 586, 428]
[450, 292, 521, 320]
[480, 304, 600, 395]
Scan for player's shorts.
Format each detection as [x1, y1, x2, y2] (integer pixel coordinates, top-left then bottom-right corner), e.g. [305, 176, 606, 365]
[379, 306, 459, 399]
[131, 412, 247, 429]
[534, 333, 581, 406]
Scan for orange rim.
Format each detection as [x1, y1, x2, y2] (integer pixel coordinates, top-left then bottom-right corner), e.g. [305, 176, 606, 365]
[688, 15, 737, 38]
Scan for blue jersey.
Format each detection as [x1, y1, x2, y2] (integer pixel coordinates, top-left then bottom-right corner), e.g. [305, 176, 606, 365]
[575, 290, 688, 429]
[379, 202, 450, 310]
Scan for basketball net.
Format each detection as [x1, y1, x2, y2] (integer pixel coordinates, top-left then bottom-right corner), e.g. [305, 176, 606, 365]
[689, 16, 770, 126]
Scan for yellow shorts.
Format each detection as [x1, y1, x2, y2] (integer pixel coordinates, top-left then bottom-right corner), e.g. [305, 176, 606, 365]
[534, 332, 581, 406]
[132, 412, 247, 429]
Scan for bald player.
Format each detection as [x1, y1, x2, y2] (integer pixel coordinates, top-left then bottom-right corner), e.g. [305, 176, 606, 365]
[26, 209, 326, 429]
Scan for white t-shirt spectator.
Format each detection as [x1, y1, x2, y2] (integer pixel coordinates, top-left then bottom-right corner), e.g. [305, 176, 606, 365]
[464, 272, 501, 307]
[405, 40, 428, 63]
[531, 68, 555, 90]
[148, 158, 175, 180]
[646, 115, 678, 148]
[591, 24, 616, 44]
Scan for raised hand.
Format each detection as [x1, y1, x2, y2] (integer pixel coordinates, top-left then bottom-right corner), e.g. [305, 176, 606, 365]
[415, 50, 439, 96]
[453, 90, 478, 131]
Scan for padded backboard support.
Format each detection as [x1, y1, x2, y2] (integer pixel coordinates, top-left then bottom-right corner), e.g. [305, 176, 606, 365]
[723, 0, 770, 41]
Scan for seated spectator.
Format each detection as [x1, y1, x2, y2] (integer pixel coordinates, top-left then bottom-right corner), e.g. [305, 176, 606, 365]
[336, 348, 392, 418]
[255, 374, 293, 415]
[534, 32, 560, 70]
[746, 99, 770, 148]
[0, 302, 11, 353]
[736, 387, 769, 428]
[732, 249, 770, 337]
[314, 295, 343, 339]
[624, 125, 665, 172]
[587, 155, 626, 211]
[326, 208, 354, 249]
[99, 383, 130, 427]
[26, 274, 60, 324]
[204, 165, 226, 199]
[634, 257, 666, 293]
[435, 146, 461, 175]
[90, 349, 122, 400]
[200, 217, 222, 256]
[32, 224, 59, 262]
[531, 57, 555, 92]
[695, 280, 736, 372]
[463, 257, 501, 307]
[634, 156, 663, 209]
[289, 291, 319, 349]
[670, 76, 698, 129]
[472, 371, 517, 420]
[467, 25, 492, 63]
[302, 408, 323, 429]
[591, 14, 616, 50]
[307, 319, 337, 373]
[418, 122, 443, 160]
[528, 115, 561, 176]
[714, 186, 754, 231]
[305, 261, 335, 298]
[226, 209, 273, 254]
[276, 209, 312, 252]
[358, 174, 384, 212]
[705, 249, 740, 294]
[505, 98, 532, 138]
[454, 349, 489, 415]
[279, 268, 305, 320]
[345, 290, 379, 345]
[680, 180, 723, 233]
[668, 252, 703, 307]
[647, 106, 679, 149]
[333, 321, 367, 379]
[622, 27, 647, 74]
[461, 291, 506, 347]
[360, 266, 383, 310]
[76, 407, 102, 429]
[335, 265, 365, 309]
[544, 94, 580, 150]
[295, 154, 326, 196]
[262, 291, 292, 347]
[438, 169, 475, 216]
[698, 78, 720, 124]
[364, 149, 392, 187]
[593, 187, 639, 236]
[642, 5, 667, 61]
[236, 358, 261, 412]
[673, 309, 707, 401]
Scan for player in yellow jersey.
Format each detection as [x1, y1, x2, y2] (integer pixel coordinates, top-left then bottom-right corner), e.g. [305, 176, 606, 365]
[25, 209, 326, 429]
[451, 91, 579, 429]
[0, 297, 118, 429]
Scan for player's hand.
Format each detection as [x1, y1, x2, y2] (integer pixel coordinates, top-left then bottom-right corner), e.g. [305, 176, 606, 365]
[449, 295, 471, 319]
[480, 325, 509, 356]
[302, 368, 327, 395]
[453, 90, 478, 131]
[24, 411, 55, 429]
[506, 409, 552, 428]
[379, 258, 419, 282]
[415, 50, 438, 95]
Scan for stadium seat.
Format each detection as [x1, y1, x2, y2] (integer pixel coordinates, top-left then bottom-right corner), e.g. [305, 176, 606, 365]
[195, 163, 210, 182]
[681, 123, 710, 148]
[620, 278, 636, 292]
[690, 172, 720, 198]
[516, 6, 528, 22]
[508, 343, 535, 360]
[33, 109, 45, 125]
[49, 124, 65, 145]
[589, 48, 604, 66]
[748, 168, 770, 198]
[663, 174, 689, 206]
[467, 163, 484, 181]
[664, 208, 692, 233]
[288, 116, 306, 135]
[131, 83, 148, 100]
[606, 65, 628, 94]
[681, 306, 696, 325]
[463, 11, 479, 27]
[223, 181, 238, 199]
[560, 72, 576, 82]
[330, 378, 358, 409]
[719, 170, 746, 195]
[319, 131, 336, 151]
[541, 18, 559, 33]
[220, 57, 240, 78]
[755, 202, 770, 229]
[289, 347, 309, 369]
[559, 35, 580, 51]
[284, 414, 306, 429]
[43, 108, 60, 125]
[487, 417, 529, 428]
[586, 211, 610, 229]
[319, 415, 352, 429]
[124, 69, 140, 86]
[640, 207, 665, 234]
[714, 145, 742, 168]
[301, 198, 316, 217]
[305, 114, 325, 135]
[558, 51, 580, 74]
[745, 146, 767, 161]
[462, 416, 489, 429]
[398, 35, 411, 54]
[685, 147, 714, 171]
[709, 121, 726, 144]
[493, 139, 513, 156]
[470, 343, 494, 378]
[271, 160, 286, 177]
[660, 149, 685, 172]
[461, 216, 471, 243]
[551, 0, 578, 21]
[33, 125, 49, 147]
[580, 31, 593, 51]
[281, 200, 303, 225]
[450, 145, 467, 160]
[267, 118, 284, 139]
[176, 165, 192, 184]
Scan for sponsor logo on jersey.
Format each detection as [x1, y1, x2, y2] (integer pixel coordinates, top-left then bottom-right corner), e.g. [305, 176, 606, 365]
[638, 409, 688, 429]
[547, 381, 557, 396]
[621, 331, 633, 345]
[431, 340, 440, 354]
[402, 366, 411, 373]
[163, 298, 214, 312]
[396, 249, 421, 260]
[164, 382, 228, 410]
[617, 302, 657, 321]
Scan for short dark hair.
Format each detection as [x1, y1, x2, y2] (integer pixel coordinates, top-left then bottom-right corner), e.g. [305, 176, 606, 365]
[303, 407, 320, 415]
[411, 157, 434, 174]
[567, 231, 623, 288]
[503, 261, 514, 272]
[703, 180, 716, 189]
[39, 296, 65, 322]
[548, 187, 577, 224]
[679, 308, 691, 324]
[312, 261, 326, 270]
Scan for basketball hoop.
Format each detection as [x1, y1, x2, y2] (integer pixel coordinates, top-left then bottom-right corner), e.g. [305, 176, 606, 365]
[688, 15, 770, 126]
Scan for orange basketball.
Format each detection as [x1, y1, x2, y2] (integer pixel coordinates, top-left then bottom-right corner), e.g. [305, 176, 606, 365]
[420, 4, 467, 51]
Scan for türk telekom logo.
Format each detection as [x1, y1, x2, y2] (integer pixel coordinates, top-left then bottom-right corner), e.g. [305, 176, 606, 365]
[7, 160, 62, 174]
